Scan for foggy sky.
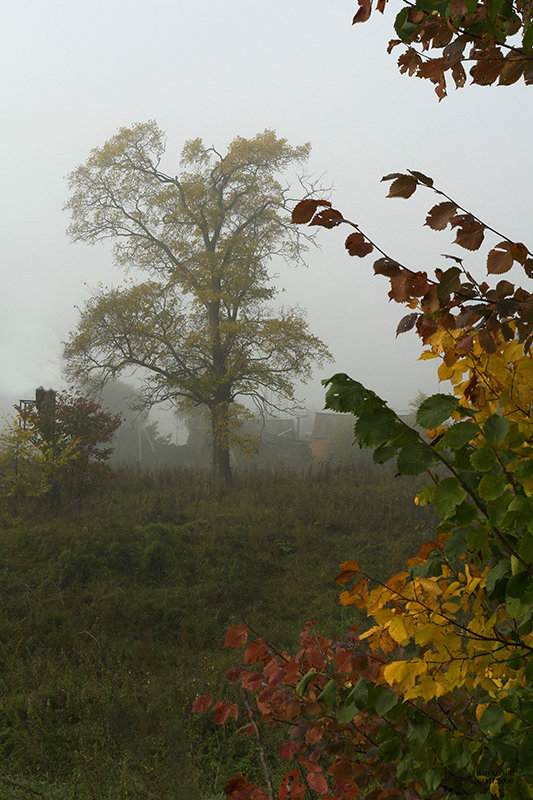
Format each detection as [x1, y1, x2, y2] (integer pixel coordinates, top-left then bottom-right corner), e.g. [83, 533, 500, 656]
[2, 0, 532, 424]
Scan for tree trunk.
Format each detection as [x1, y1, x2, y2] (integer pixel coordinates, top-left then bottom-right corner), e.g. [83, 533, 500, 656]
[210, 399, 233, 491]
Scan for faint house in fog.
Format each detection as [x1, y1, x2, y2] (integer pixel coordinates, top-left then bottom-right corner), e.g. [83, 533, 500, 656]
[311, 412, 354, 463]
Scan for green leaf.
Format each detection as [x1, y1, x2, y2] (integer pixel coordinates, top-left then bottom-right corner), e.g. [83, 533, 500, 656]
[505, 573, 533, 618]
[296, 668, 316, 697]
[394, 7, 419, 42]
[517, 606, 533, 635]
[407, 714, 432, 744]
[519, 731, 533, 773]
[336, 699, 357, 724]
[506, 571, 533, 600]
[433, 477, 467, 519]
[377, 736, 403, 762]
[416, 394, 460, 429]
[373, 686, 400, 718]
[437, 267, 461, 302]
[483, 414, 509, 444]
[348, 676, 371, 710]
[397, 442, 435, 475]
[355, 407, 398, 447]
[516, 459, 533, 482]
[424, 768, 443, 793]
[396, 755, 416, 783]
[478, 472, 507, 500]
[441, 420, 479, 449]
[523, 22, 533, 51]
[317, 678, 338, 708]
[524, 659, 533, 687]
[444, 528, 468, 559]
[519, 533, 533, 563]
[485, 558, 510, 595]
[470, 446, 497, 472]
[323, 374, 366, 415]
[479, 704, 505, 734]
[373, 443, 397, 464]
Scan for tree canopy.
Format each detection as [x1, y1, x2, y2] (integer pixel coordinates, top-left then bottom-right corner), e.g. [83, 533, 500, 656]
[64, 123, 331, 486]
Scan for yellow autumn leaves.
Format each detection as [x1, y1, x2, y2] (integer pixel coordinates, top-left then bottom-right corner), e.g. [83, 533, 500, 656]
[338, 555, 530, 706]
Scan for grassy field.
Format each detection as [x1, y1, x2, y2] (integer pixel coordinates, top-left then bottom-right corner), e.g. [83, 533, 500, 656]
[0, 464, 436, 799]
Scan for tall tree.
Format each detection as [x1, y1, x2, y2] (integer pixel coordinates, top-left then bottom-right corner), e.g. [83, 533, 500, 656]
[64, 123, 331, 486]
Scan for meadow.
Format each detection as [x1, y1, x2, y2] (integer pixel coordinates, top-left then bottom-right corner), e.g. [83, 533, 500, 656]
[0, 464, 436, 799]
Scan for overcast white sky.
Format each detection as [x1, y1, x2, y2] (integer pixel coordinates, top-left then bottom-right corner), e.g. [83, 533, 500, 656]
[1, 0, 531, 424]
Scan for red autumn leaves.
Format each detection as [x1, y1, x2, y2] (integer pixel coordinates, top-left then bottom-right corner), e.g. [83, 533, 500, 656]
[291, 172, 533, 356]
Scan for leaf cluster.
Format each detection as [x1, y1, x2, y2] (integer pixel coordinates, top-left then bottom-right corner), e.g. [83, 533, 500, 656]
[351, 0, 533, 98]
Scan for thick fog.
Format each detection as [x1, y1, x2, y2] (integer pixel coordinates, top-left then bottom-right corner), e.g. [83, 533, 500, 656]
[2, 0, 532, 429]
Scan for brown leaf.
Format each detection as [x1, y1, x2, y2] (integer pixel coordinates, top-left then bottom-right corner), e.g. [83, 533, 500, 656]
[456, 334, 474, 351]
[487, 242, 514, 274]
[511, 242, 529, 265]
[335, 646, 354, 673]
[416, 316, 438, 342]
[408, 170, 434, 187]
[387, 38, 401, 54]
[471, 57, 503, 86]
[443, 36, 468, 63]
[376, 0, 387, 11]
[224, 624, 249, 647]
[479, 329, 498, 354]
[451, 61, 467, 88]
[388, 271, 411, 302]
[192, 694, 214, 712]
[396, 313, 418, 336]
[454, 222, 485, 251]
[464, 373, 477, 399]
[398, 49, 422, 76]
[291, 199, 331, 224]
[456, 307, 481, 327]
[386, 175, 418, 199]
[214, 700, 238, 725]
[345, 232, 373, 257]
[498, 57, 526, 86]
[449, 0, 468, 16]
[309, 207, 344, 228]
[495, 280, 514, 298]
[407, 7, 425, 23]
[450, 213, 475, 228]
[409, 271, 430, 296]
[420, 285, 440, 314]
[425, 201, 458, 230]
[243, 638, 266, 664]
[353, 0, 372, 24]
[374, 257, 401, 277]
